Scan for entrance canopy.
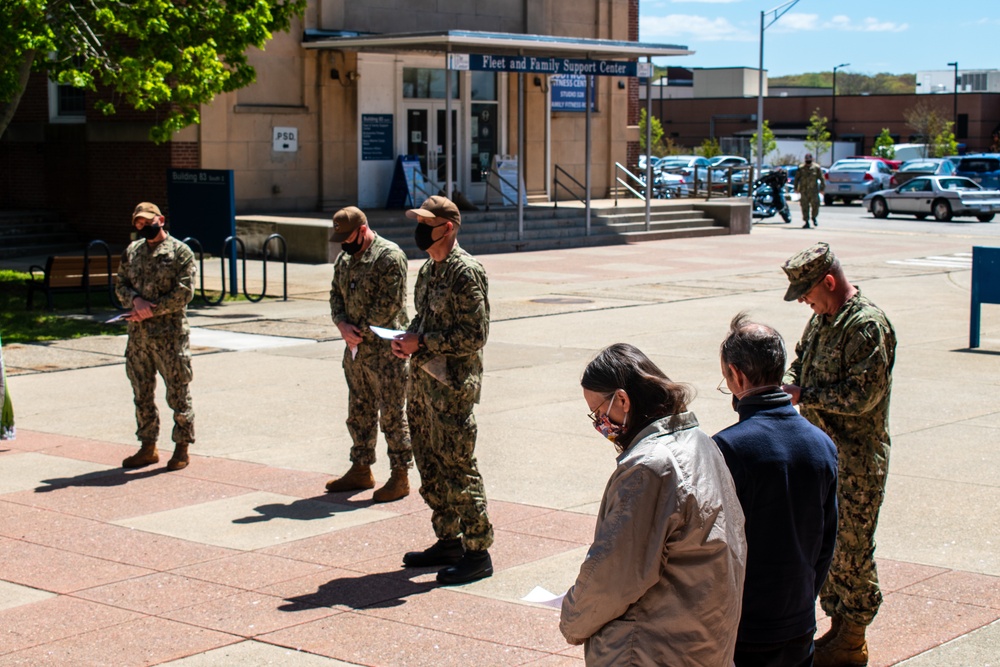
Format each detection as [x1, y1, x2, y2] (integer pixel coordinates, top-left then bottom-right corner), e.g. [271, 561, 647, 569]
[302, 29, 692, 59]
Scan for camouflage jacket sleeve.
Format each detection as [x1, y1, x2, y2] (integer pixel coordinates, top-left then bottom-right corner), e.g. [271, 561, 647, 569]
[800, 319, 893, 416]
[115, 247, 139, 309]
[329, 255, 349, 325]
[365, 251, 408, 328]
[783, 335, 804, 386]
[423, 266, 489, 356]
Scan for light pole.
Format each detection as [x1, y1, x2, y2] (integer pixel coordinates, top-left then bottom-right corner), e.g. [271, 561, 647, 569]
[756, 0, 804, 178]
[947, 61, 959, 130]
[832, 63, 849, 142]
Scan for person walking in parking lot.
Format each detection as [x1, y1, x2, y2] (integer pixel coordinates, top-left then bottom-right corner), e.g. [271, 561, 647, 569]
[795, 153, 826, 229]
[391, 195, 494, 586]
[781, 243, 896, 667]
[325, 206, 412, 502]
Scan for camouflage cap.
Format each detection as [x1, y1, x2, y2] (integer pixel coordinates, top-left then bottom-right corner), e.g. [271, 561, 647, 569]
[132, 202, 162, 222]
[781, 242, 836, 301]
[406, 195, 461, 226]
[331, 206, 367, 242]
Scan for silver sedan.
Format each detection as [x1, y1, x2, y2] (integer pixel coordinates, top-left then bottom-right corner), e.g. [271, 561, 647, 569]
[863, 176, 1000, 222]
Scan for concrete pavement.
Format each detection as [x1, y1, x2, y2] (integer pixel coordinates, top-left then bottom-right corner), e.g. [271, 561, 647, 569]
[2, 214, 1000, 665]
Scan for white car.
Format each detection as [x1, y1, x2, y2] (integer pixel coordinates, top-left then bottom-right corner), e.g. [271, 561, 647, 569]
[862, 176, 1000, 222]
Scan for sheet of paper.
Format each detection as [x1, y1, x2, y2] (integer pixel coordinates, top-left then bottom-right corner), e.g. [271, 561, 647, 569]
[349, 345, 358, 360]
[521, 586, 566, 609]
[105, 312, 130, 324]
[369, 325, 407, 340]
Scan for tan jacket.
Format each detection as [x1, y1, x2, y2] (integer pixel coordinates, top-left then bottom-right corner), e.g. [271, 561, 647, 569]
[560, 412, 747, 666]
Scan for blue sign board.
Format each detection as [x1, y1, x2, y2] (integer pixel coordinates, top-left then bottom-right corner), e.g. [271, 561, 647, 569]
[361, 114, 394, 161]
[468, 54, 637, 77]
[551, 74, 596, 112]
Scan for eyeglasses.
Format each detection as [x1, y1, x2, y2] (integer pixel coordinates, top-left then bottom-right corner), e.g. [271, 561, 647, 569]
[716, 378, 732, 395]
[587, 397, 612, 424]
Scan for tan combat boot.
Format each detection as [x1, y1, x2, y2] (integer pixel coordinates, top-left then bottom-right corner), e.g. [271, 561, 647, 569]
[814, 615, 843, 649]
[167, 443, 190, 471]
[372, 467, 410, 503]
[123, 441, 159, 468]
[815, 619, 868, 667]
[325, 462, 375, 493]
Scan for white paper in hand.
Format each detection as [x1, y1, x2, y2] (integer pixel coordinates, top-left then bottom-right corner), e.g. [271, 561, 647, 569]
[369, 325, 407, 340]
[521, 586, 566, 609]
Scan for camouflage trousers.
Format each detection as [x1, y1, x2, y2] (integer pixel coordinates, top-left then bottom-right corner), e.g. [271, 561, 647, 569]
[343, 345, 411, 470]
[407, 368, 493, 552]
[125, 329, 194, 446]
[820, 441, 890, 626]
[800, 191, 821, 222]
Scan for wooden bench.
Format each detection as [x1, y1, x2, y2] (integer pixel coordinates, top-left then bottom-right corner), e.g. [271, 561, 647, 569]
[27, 255, 122, 311]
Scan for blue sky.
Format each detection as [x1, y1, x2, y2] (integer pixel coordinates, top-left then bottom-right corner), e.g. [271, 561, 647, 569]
[639, 0, 999, 77]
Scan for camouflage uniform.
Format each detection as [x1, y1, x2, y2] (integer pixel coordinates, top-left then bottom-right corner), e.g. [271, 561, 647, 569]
[784, 290, 895, 627]
[115, 235, 197, 447]
[406, 244, 493, 552]
[795, 161, 826, 224]
[330, 233, 411, 470]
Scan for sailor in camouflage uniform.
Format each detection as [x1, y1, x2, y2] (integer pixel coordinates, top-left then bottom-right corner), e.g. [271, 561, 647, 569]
[391, 195, 494, 586]
[325, 206, 412, 502]
[780, 242, 896, 667]
[794, 153, 826, 229]
[115, 202, 196, 471]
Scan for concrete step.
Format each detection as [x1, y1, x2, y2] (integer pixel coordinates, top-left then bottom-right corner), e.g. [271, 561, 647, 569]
[0, 210, 83, 260]
[0, 242, 84, 261]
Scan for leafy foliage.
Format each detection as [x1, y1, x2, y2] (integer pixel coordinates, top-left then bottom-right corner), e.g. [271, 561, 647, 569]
[0, 0, 306, 142]
[904, 101, 953, 158]
[769, 71, 916, 94]
[804, 109, 831, 164]
[750, 120, 777, 161]
[872, 129, 896, 158]
[639, 108, 667, 156]
[697, 137, 722, 158]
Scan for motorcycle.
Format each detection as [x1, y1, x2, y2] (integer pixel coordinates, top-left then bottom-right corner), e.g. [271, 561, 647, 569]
[750, 170, 791, 223]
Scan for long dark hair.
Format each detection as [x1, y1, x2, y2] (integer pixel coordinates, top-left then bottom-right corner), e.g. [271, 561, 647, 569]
[581, 343, 694, 451]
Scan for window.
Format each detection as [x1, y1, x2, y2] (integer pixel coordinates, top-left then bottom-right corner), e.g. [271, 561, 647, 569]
[402, 68, 459, 99]
[48, 79, 85, 123]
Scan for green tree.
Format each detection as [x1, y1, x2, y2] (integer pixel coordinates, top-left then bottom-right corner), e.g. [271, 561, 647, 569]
[930, 126, 958, 158]
[639, 108, 666, 157]
[804, 109, 831, 164]
[697, 137, 722, 158]
[1, 0, 306, 142]
[872, 129, 896, 158]
[904, 101, 951, 158]
[750, 120, 777, 162]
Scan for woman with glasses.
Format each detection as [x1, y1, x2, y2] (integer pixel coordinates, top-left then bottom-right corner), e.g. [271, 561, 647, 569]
[560, 343, 747, 666]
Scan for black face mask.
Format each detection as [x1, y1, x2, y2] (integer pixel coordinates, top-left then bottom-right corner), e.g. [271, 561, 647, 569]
[414, 223, 438, 251]
[138, 223, 162, 240]
[341, 238, 364, 255]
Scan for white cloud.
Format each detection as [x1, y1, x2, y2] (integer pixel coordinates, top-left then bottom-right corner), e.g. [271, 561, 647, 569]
[642, 14, 754, 42]
[773, 13, 907, 33]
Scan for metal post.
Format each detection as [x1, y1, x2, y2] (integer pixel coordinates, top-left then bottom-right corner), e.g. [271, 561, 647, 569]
[948, 61, 959, 129]
[645, 57, 652, 231]
[585, 74, 592, 236]
[445, 57, 453, 200]
[755, 9, 764, 180]
[832, 63, 849, 143]
[518, 71, 525, 241]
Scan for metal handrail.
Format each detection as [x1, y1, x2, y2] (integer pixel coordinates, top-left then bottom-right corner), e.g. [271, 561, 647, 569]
[483, 167, 520, 211]
[614, 162, 648, 204]
[553, 164, 587, 209]
[83, 240, 124, 313]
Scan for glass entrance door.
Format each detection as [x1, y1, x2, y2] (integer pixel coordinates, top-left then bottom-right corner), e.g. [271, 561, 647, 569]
[405, 103, 457, 193]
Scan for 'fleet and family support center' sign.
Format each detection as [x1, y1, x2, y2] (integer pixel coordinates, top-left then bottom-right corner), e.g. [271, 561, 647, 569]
[449, 53, 653, 79]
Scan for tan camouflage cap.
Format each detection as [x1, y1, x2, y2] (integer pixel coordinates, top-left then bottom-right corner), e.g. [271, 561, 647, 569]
[781, 242, 836, 301]
[331, 206, 367, 242]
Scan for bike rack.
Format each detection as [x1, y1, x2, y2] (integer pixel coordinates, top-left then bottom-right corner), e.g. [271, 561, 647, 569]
[180, 234, 288, 305]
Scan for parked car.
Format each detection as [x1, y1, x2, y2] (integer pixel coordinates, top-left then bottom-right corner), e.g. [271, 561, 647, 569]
[824, 159, 893, 205]
[848, 155, 903, 171]
[955, 154, 1000, 190]
[658, 155, 712, 181]
[889, 158, 956, 187]
[863, 175, 1000, 222]
[708, 155, 750, 190]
